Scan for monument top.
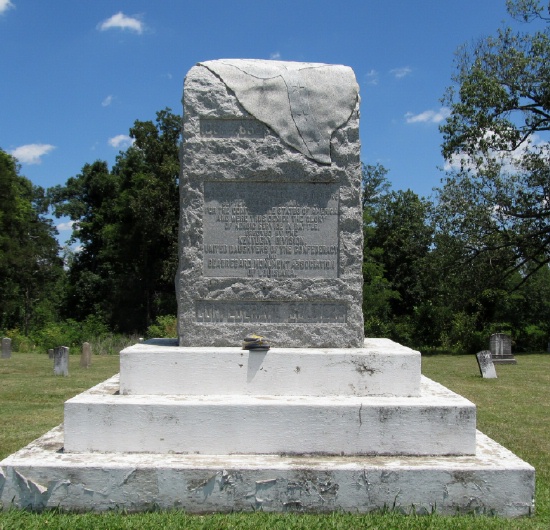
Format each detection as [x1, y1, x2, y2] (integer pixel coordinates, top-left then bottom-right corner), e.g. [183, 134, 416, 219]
[198, 59, 359, 164]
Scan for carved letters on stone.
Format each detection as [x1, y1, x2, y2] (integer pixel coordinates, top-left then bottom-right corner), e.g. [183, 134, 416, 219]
[202, 182, 339, 279]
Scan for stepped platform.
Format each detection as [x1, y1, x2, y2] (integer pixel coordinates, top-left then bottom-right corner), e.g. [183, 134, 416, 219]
[0, 425, 534, 516]
[0, 339, 535, 515]
[120, 339, 421, 397]
[64, 375, 475, 456]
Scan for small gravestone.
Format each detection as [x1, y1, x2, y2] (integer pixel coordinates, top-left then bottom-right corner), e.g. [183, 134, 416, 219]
[1, 337, 11, 359]
[53, 346, 69, 376]
[476, 350, 497, 379]
[48, 348, 54, 359]
[490, 333, 517, 364]
[177, 59, 364, 348]
[80, 342, 92, 368]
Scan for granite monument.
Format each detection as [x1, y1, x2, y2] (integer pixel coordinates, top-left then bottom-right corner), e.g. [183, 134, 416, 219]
[176, 59, 364, 348]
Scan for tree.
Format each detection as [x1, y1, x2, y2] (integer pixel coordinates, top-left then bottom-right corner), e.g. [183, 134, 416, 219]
[0, 149, 63, 334]
[439, 0, 550, 283]
[362, 164, 397, 335]
[361, 164, 434, 343]
[49, 109, 181, 332]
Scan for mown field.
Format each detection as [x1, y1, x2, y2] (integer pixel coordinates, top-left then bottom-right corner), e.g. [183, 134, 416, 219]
[1, 352, 548, 529]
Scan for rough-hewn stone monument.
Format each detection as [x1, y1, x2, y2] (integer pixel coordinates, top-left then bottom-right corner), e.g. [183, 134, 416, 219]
[176, 59, 363, 348]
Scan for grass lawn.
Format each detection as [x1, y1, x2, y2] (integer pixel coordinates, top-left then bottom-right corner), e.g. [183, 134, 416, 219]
[0, 351, 548, 529]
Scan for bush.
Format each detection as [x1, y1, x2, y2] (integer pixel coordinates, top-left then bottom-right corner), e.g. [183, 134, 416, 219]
[146, 315, 177, 339]
[3, 328, 36, 353]
[518, 324, 548, 352]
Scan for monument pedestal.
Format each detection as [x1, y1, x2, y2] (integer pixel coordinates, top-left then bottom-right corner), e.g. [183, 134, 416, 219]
[0, 339, 534, 516]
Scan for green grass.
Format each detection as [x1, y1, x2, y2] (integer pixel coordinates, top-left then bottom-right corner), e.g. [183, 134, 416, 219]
[0, 353, 120, 458]
[1, 352, 549, 528]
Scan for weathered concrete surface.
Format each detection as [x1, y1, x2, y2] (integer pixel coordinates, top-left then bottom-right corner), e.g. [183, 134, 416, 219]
[120, 338, 421, 397]
[0, 425, 534, 516]
[177, 60, 364, 348]
[63, 375, 475, 456]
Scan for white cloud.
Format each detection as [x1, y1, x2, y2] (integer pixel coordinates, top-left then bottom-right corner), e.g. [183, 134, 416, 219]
[10, 143, 55, 165]
[405, 107, 451, 124]
[101, 95, 114, 107]
[98, 12, 144, 34]
[365, 69, 379, 86]
[444, 132, 550, 172]
[270, 52, 281, 60]
[0, 0, 14, 15]
[390, 67, 412, 79]
[57, 221, 75, 231]
[108, 134, 134, 149]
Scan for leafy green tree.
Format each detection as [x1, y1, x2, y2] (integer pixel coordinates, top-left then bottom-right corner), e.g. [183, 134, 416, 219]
[49, 109, 181, 333]
[440, 0, 550, 282]
[0, 149, 63, 334]
[361, 164, 434, 343]
[362, 164, 397, 336]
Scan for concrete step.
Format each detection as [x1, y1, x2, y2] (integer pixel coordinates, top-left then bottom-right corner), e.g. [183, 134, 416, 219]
[64, 375, 476, 456]
[0, 425, 534, 516]
[119, 338, 421, 397]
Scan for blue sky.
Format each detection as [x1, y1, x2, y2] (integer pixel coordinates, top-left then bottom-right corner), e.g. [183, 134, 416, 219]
[0, 1, 523, 239]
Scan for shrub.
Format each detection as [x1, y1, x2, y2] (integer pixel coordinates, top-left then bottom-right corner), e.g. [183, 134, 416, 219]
[146, 315, 177, 339]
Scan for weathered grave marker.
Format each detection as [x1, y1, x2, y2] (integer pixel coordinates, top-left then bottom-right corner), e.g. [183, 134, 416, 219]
[476, 350, 497, 379]
[48, 348, 54, 359]
[1, 337, 11, 359]
[490, 333, 517, 364]
[53, 346, 69, 376]
[176, 59, 364, 348]
[80, 342, 92, 368]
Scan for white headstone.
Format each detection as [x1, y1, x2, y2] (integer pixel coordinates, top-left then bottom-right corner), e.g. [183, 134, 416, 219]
[53, 346, 69, 376]
[476, 350, 497, 379]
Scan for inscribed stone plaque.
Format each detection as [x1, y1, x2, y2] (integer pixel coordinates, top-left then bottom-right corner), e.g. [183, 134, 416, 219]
[195, 301, 347, 324]
[176, 59, 363, 347]
[202, 182, 339, 279]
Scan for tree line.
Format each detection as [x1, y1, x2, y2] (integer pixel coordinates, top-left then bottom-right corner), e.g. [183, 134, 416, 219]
[2, 0, 549, 353]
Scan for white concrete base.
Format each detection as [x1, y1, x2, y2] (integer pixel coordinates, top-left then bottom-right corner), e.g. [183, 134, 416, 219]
[119, 338, 421, 397]
[0, 425, 534, 516]
[64, 375, 476, 456]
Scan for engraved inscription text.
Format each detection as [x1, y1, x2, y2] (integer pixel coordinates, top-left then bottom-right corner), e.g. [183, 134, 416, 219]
[196, 301, 346, 324]
[203, 182, 339, 278]
[200, 118, 267, 138]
